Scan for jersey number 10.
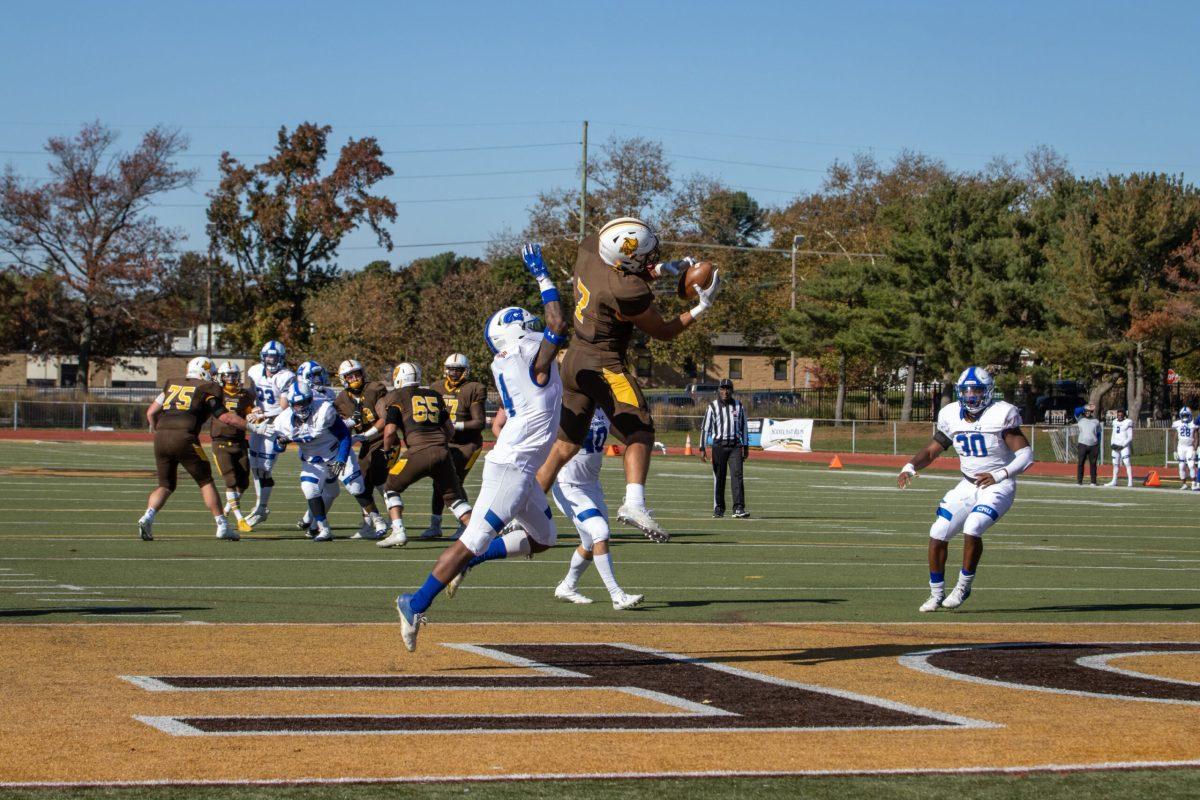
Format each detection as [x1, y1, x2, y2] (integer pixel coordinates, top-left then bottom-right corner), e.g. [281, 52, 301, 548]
[955, 433, 989, 458]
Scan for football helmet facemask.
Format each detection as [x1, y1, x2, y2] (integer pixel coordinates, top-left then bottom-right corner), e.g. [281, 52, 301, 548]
[216, 361, 241, 391]
[338, 359, 365, 392]
[955, 366, 995, 417]
[443, 353, 469, 388]
[260, 340, 286, 376]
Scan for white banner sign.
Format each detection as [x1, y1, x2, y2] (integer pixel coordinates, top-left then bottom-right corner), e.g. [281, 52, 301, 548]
[760, 418, 814, 452]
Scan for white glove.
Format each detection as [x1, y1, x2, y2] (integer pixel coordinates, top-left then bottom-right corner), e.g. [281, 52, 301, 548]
[248, 420, 275, 438]
[651, 256, 695, 279]
[454, 421, 465, 432]
[689, 269, 722, 318]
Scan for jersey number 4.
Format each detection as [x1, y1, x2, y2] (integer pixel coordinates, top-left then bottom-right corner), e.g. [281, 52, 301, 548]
[955, 433, 989, 457]
[163, 384, 195, 411]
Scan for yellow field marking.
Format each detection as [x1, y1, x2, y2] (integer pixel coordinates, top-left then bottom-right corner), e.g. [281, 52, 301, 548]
[0, 623, 1197, 785]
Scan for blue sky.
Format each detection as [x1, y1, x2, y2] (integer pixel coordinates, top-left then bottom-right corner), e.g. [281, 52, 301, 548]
[3, 0, 1197, 264]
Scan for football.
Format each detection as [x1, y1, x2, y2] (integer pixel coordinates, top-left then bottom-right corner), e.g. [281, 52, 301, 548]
[677, 260, 716, 300]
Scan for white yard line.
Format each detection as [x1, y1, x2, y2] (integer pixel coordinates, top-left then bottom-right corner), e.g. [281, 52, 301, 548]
[45, 584, 1200, 592]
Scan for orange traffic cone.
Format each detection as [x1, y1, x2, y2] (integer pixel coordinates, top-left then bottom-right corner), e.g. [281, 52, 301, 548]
[1143, 470, 1161, 487]
[829, 455, 844, 469]
[684, 434, 694, 456]
[605, 444, 621, 456]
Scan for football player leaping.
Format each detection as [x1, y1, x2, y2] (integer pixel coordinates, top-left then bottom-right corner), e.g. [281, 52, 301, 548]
[1171, 407, 1197, 490]
[898, 367, 1034, 612]
[243, 340, 296, 528]
[252, 380, 387, 542]
[394, 243, 567, 652]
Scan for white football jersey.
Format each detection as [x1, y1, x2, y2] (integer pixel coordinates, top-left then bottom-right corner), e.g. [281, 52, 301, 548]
[936, 400, 1023, 479]
[558, 409, 609, 487]
[246, 363, 296, 419]
[486, 336, 562, 471]
[1110, 418, 1134, 447]
[1172, 419, 1197, 448]
[273, 399, 343, 464]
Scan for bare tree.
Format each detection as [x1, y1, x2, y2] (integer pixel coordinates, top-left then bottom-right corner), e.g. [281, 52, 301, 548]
[0, 122, 195, 387]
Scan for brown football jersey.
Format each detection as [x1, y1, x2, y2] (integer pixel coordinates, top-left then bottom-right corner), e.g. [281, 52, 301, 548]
[210, 387, 255, 441]
[155, 377, 225, 436]
[334, 381, 389, 435]
[432, 378, 486, 446]
[571, 233, 655, 358]
[384, 385, 451, 451]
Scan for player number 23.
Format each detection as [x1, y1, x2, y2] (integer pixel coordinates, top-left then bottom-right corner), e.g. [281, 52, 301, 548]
[954, 433, 988, 457]
[163, 384, 195, 411]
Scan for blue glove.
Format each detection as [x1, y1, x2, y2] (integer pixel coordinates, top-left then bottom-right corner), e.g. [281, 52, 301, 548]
[522, 243, 549, 281]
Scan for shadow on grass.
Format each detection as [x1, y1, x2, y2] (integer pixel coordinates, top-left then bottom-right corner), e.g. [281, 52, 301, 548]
[0, 605, 209, 617]
[971, 602, 1200, 614]
[651, 597, 846, 610]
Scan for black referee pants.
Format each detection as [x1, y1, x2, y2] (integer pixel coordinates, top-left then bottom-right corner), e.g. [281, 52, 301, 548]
[711, 441, 745, 512]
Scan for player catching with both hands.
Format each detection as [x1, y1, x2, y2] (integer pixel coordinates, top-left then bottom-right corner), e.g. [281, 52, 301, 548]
[897, 367, 1034, 612]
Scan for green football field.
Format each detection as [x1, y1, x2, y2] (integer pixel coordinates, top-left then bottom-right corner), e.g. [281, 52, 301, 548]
[1, 439, 1198, 798]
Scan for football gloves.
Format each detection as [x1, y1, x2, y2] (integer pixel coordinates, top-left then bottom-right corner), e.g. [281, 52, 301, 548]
[689, 269, 722, 318]
[521, 243, 549, 281]
[327, 460, 346, 478]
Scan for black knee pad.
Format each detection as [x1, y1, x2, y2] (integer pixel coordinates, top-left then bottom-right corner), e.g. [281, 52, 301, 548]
[260, 474, 275, 488]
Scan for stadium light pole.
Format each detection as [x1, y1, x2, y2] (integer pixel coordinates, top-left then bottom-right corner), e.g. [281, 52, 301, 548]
[790, 234, 804, 391]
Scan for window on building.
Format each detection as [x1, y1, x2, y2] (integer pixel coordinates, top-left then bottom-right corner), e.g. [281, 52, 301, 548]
[774, 359, 788, 381]
[729, 358, 743, 380]
[636, 353, 652, 379]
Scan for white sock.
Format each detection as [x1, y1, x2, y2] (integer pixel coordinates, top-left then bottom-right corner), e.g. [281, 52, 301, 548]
[141, 508, 157, 523]
[957, 571, 976, 590]
[391, 517, 406, 532]
[593, 552, 622, 596]
[428, 514, 442, 530]
[501, 531, 532, 557]
[301, 509, 313, 525]
[929, 579, 945, 597]
[624, 483, 646, 508]
[564, 551, 590, 588]
[225, 491, 245, 521]
[215, 515, 226, 525]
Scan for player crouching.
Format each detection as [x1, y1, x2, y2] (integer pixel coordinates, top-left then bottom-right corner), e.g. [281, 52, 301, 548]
[251, 380, 387, 542]
[897, 367, 1034, 612]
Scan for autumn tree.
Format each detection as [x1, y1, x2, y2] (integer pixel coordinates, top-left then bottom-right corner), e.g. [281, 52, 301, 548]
[305, 267, 417, 380]
[0, 122, 195, 387]
[206, 122, 397, 352]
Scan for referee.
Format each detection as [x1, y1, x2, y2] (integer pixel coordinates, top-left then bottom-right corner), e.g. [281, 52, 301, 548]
[700, 378, 749, 518]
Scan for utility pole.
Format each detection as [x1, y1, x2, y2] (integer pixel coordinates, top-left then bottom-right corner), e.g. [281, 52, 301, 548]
[790, 234, 804, 391]
[205, 255, 213, 359]
[579, 120, 588, 239]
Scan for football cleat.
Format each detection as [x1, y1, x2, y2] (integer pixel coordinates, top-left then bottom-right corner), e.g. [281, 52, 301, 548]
[611, 592, 645, 611]
[297, 515, 314, 531]
[445, 568, 469, 599]
[554, 582, 593, 604]
[244, 507, 270, 528]
[216, 520, 240, 541]
[350, 517, 373, 540]
[617, 504, 670, 543]
[311, 522, 333, 542]
[918, 593, 944, 613]
[137, 518, 154, 541]
[377, 528, 408, 548]
[396, 593, 424, 653]
[732, 509, 750, 519]
[941, 585, 972, 609]
[712, 508, 724, 518]
[449, 522, 466, 540]
[236, 518, 253, 533]
[418, 524, 442, 540]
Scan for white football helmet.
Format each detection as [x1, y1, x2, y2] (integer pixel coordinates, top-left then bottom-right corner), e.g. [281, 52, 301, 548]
[597, 216, 660, 273]
[338, 359, 365, 391]
[1181, 407, 1193, 423]
[288, 380, 316, 420]
[296, 360, 329, 388]
[484, 307, 544, 354]
[260, 340, 286, 375]
[444, 353, 469, 387]
[186, 356, 214, 381]
[216, 361, 241, 389]
[393, 362, 420, 388]
[955, 367, 994, 416]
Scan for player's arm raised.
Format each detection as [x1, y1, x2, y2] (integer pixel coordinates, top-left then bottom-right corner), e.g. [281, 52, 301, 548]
[522, 243, 568, 384]
[898, 430, 953, 489]
[628, 270, 722, 341]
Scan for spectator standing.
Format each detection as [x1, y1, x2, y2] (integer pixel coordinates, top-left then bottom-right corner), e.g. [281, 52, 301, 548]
[1076, 403, 1102, 486]
[700, 378, 749, 518]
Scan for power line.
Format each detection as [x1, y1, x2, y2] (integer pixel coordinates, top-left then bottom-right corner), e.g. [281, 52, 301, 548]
[0, 119, 580, 131]
[8, 167, 572, 184]
[668, 153, 824, 173]
[151, 194, 540, 209]
[660, 239, 884, 257]
[0, 142, 579, 159]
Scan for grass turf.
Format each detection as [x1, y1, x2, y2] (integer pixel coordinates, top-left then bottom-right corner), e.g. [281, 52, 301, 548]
[1, 439, 1198, 798]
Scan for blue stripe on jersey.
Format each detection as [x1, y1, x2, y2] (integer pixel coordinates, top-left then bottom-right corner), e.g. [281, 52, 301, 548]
[484, 509, 504, 532]
[576, 507, 603, 522]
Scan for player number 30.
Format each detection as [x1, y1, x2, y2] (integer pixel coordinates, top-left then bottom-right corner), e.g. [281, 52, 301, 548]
[954, 432, 989, 458]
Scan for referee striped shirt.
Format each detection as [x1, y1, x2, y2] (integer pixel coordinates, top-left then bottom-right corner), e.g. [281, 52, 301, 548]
[702, 398, 748, 445]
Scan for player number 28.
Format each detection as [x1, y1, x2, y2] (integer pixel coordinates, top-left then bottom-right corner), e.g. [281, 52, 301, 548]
[954, 432, 989, 457]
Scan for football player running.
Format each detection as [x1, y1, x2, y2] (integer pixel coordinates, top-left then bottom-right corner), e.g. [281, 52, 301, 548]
[139, 357, 248, 541]
[534, 217, 722, 543]
[211, 362, 256, 532]
[394, 244, 567, 652]
[898, 367, 1034, 612]
[254, 380, 387, 542]
[421, 354, 487, 540]
[1171, 407, 1197, 490]
[374, 362, 474, 548]
[294, 359, 350, 534]
[243, 340, 296, 528]
[1105, 408, 1134, 488]
[334, 359, 391, 537]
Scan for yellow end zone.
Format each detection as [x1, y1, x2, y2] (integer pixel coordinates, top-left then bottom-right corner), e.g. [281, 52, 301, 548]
[0, 622, 1197, 786]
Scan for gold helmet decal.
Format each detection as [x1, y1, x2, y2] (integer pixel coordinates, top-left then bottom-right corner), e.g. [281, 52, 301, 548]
[619, 236, 639, 257]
